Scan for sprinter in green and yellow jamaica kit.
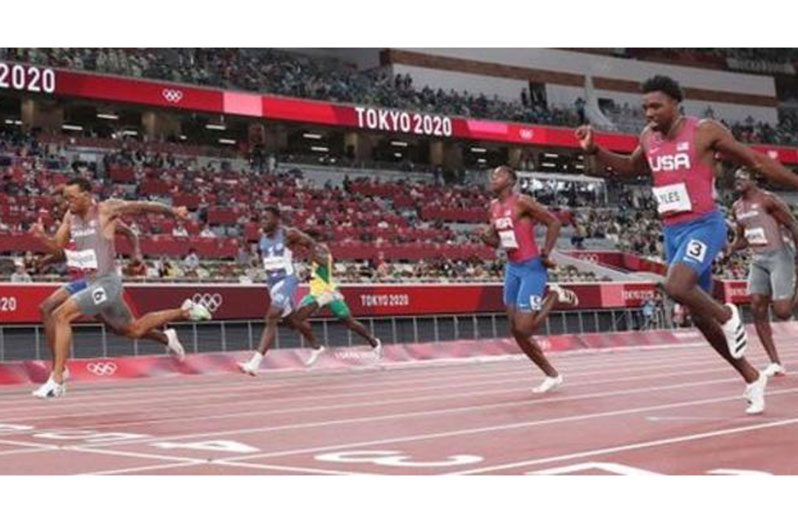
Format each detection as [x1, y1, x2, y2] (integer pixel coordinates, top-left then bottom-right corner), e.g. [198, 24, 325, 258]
[289, 242, 382, 366]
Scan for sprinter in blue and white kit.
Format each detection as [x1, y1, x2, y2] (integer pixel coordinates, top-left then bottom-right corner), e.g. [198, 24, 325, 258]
[238, 205, 325, 375]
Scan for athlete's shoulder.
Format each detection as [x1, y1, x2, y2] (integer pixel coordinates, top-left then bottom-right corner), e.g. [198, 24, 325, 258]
[695, 117, 728, 134]
[638, 124, 656, 147]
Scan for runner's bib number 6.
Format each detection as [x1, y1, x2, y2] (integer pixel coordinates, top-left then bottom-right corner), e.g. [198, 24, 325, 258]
[652, 183, 692, 214]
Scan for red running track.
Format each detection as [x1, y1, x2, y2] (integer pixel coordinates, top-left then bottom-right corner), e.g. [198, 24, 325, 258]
[1, 332, 798, 475]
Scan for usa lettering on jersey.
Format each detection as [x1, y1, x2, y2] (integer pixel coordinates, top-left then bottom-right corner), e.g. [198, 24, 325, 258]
[649, 153, 691, 172]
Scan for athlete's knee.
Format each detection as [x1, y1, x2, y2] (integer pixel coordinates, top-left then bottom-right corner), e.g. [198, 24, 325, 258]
[52, 303, 75, 323]
[510, 321, 536, 339]
[663, 278, 692, 302]
[772, 302, 793, 321]
[40, 298, 60, 318]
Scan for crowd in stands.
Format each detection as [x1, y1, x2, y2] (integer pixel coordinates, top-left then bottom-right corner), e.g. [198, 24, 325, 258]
[0, 125, 790, 285]
[3, 48, 796, 145]
[601, 100, 798, 145]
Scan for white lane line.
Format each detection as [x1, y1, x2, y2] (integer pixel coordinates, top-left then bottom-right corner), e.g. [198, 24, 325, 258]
[454, 415, 798, 475]
[0, 362, 768, 440]
[63, 446, 206, 465]
[0, 447, 58, 457]
[1, 351, 765, 429]
[0, 344, 751, 421]
[74, 376, 772, 451]
[83, 462, 207, 476]
[0, 438, 60, 450]
[211, 460, 353, 475]
[3, 330, 787, 414]
[215, 387, 798, 465]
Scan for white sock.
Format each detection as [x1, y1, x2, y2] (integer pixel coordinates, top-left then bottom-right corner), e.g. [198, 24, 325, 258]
[248, 352, 264, 367]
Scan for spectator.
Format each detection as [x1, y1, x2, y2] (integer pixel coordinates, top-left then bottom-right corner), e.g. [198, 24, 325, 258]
[575, 97, 587, 124]
[641, 297, 656, 330]
[10, 259, 32, 283]
[172, 223, 189, 237]
[199, 224, 216, 238]
[183, 248, 200, 274]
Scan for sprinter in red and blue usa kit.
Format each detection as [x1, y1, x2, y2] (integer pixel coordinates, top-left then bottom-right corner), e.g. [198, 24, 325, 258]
[480, 166, 578, 394]
[575, 74, 798, 414]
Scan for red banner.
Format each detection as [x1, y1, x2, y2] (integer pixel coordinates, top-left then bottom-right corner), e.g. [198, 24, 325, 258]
[714, 280, 750, 304]
[2, 61, 797, 164]
[0, 281, 676, 324]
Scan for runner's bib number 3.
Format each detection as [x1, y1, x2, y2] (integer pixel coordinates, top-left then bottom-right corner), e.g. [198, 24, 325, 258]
[498, 230, 519, 250]
[65, 249, 98, 270]
[652, 183, 692, 214]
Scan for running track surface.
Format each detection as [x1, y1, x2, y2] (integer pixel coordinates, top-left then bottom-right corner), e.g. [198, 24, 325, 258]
[1, 334, 798, 475]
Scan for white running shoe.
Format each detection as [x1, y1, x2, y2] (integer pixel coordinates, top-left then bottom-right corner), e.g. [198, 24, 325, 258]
[743, 372, 768, 415]
[763, 363, 786, 378]
[165, 329, 186, 361]
[182, 299, 212, 321]
[721, 303, 747, 359]
[533, 374, 563, 394]
[32, 377, 66, 399]
[304, 346, 327, 367]
[237, 360, 258, 376]
[549, 284, 579, 306]
[238, 352, 263, 376]
[371, 338, 383, 359]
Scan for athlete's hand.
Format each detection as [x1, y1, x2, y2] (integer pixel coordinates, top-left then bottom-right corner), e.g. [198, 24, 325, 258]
[173, 206, 189, 220]
[574, 125, 595, 152]
[475, 226, 498, 247]
[541, 253, 557, 269]
[29, 218, 46, 239]
[32, 255, 48, 273]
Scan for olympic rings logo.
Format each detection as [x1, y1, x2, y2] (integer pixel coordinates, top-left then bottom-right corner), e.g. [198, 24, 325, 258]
[577, 254, 600, 264]
[192, 292, 223, 312]
[162, 89, 184, 104]
[86, 361, 118, 376]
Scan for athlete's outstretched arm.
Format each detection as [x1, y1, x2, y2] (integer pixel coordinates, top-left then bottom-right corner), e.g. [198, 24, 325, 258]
[116, 221, 142, 261]
[103, 200, 189, 221]
[286, 227, 319, 252]
[575, 125, 649, 177]
[704, 121, 798, 190]
[765, 193, 798, 304]
[518, 195, 560, 262]
[30, 215, 70, 256]
[766, 194, 798, 248]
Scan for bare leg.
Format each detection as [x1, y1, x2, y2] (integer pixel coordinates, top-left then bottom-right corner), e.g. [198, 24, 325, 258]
[122, 308, 188, 338]
[284, 303, 323, 349]
[691, 314, 759, 383]
[51, 299, 84, 383]
[39, 288, 71, 366]
[255, 307, 284, 356]
[751, 294, 781, 365]
[340, 317, 379, 347]
[524, 291, 559, 333]
[663, 263, 731, 324]
[509, 307, 558, 378]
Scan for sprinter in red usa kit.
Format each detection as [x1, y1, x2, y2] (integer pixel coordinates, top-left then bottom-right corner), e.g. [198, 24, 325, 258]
[576, 75, 798, 415]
